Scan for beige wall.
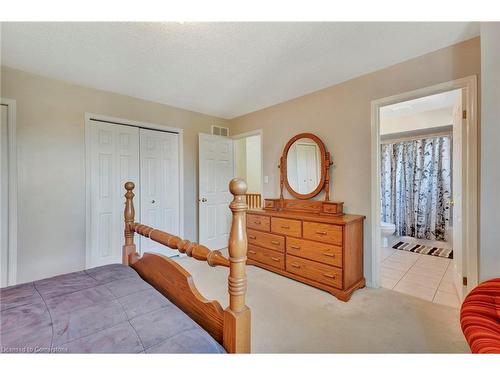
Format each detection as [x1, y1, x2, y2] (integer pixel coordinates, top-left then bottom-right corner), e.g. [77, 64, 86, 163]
[1, 66, 228, 283]
[234, 137, 247, 181]
[234, 135, 262, 194]
[245, 135, 262, 193]
[229, 37, 481, 285]
[1, 36, 488, 285]
[479, 24, 500, 281]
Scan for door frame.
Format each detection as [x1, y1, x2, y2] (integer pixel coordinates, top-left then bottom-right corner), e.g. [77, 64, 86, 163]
[231, 128, 264, 196]
[370, 76, 478, 293]
[84, 113, 184, 268]
[0, 98, 18, 286]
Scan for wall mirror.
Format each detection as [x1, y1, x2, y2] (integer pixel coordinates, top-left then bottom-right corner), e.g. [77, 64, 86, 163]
[281, 133, 331, 200]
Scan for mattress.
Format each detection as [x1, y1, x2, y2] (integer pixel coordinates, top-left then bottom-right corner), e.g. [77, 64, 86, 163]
[0, 264, 225, 353]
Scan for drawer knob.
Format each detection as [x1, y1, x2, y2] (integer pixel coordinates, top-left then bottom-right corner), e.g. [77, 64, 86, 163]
[291, 263, 301, 268]
[323, 273, 336, 279]
[249, 250, 257, 254]
[271, 257, 280, 262]
[322, 252, 335, 258]
[249, 235, 256, 239]
[290, 245, 301, 250]
[254, 221, 261, 224]
[316, 231, 328, 235]
[281, 225, 290, 229]
[271, 240, 280, 245]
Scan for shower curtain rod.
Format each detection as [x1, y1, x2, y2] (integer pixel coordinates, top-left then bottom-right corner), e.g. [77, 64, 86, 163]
[380, 131, 452, 145]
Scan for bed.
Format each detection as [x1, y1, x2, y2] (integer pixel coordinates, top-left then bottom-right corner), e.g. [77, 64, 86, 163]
[0, 179, 251, 354]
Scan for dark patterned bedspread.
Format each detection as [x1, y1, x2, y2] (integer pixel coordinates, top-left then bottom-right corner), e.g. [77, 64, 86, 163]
[0, 264, 225, 353]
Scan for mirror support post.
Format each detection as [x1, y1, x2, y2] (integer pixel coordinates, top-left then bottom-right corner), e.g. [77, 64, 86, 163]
[279, 156, 285, 208]
[325, 152, 331, 201]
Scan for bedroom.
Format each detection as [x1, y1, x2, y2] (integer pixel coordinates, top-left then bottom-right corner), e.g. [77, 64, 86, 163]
[1, 2, 500, 371]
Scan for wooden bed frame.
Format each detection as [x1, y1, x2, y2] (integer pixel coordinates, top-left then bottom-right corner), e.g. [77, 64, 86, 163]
[122, 178, 250, 353]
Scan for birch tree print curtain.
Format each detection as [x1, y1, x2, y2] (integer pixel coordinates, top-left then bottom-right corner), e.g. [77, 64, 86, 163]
[380, 136, 452, 241]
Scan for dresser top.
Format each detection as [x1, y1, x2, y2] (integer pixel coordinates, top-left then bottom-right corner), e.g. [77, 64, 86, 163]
[247, 208, 365, 225]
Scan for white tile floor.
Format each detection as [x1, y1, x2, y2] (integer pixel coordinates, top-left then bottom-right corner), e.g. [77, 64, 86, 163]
[380, 236, 460, 308]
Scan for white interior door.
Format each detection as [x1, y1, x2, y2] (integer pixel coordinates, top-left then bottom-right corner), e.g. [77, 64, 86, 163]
[88, 121, 140, 267]
[199, 134, 234, 250]
[1, 105, 9, 287]
[452, 89, 466, 300]
[139, 129, 180, 257]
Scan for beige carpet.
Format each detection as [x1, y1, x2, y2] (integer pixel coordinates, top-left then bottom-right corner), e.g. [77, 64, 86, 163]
[175, 256, 469, 353]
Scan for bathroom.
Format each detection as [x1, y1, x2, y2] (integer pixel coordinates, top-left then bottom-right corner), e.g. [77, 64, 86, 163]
[378, 89, 462, 308]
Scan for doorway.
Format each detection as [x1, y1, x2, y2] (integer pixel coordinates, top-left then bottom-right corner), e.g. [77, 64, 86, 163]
[85, 114, 183, 267]
[233, 130, 263, 209]
[370, 76, 478, 306]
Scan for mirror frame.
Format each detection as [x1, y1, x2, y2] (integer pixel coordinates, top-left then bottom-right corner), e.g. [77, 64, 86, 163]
[281, 133, 329, 200]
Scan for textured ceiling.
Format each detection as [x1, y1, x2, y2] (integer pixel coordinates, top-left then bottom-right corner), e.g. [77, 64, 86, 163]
[1, 22, 479, 119]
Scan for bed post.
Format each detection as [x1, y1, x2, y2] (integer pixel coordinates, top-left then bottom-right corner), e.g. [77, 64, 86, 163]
[223, 178, 251, 353]
[123, 181, 137, 265]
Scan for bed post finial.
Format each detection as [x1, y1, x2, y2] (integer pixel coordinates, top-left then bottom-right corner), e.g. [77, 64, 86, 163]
[223, 178, 251, 353]
[123, 181, 136, 265]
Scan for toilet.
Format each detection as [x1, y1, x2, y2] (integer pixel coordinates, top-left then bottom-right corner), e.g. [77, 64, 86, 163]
[381, 221, 396, 247]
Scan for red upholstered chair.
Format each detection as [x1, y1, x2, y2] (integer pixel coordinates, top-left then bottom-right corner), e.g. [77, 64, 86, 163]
[460, 278, 500, 353]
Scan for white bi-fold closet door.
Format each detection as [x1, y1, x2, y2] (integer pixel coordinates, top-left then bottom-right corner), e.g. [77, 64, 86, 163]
[139, 128, 180, 254]
[88, 120, 179, 268]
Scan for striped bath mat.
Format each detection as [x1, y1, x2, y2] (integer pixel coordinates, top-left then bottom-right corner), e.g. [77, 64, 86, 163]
[392, 241, 453, 259]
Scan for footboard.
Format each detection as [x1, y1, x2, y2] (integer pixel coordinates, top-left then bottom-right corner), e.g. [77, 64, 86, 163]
[122, 179, 250, 353]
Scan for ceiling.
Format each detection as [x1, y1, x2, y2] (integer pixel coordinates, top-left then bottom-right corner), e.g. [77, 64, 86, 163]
[380, 89, 461, 119]
[1, 22, 479, 119]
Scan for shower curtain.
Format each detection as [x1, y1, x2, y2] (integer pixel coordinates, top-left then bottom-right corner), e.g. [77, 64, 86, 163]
[380, 136, 452, 241]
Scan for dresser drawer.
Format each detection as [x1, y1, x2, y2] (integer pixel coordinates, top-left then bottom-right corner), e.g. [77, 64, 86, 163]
[271, 217, 302, 237]
[286, 255, 342, 289]
[247, 245, 285, 270]
[287, 237, 342, 267]
[322, 202, 344, 215]
[247, 214, 271, 232]
[303, 221, 343, 245]
[247, 229, 285, 252]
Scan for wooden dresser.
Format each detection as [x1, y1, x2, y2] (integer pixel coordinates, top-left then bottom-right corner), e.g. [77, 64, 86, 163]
[249, 132, 366, 301]
[246, 208, 365, 301]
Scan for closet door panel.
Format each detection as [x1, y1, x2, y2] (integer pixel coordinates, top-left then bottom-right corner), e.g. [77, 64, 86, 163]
[139, 129, 179, 257]
[89, 121, 139, 267]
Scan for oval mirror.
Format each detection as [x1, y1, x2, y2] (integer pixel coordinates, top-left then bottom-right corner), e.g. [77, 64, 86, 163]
[283, 133, 327, 199]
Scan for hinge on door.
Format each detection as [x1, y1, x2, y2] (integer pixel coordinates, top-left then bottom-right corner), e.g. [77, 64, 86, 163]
[462, 110, 467, 119]
[463, 276, 468, 286]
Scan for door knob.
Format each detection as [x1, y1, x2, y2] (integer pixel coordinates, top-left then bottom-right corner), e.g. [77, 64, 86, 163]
[151, 200, 156, 204]
[199, 197, 207, 202]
